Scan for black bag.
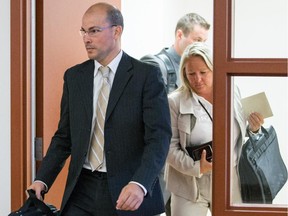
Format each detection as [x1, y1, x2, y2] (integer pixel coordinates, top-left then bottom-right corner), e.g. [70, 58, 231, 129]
[155, 49, 177, 93]
[238, 126, 288, 203]
[8, 189, 59, 216]
[186, 141, 213, 162]
[140, 48, 177, 93]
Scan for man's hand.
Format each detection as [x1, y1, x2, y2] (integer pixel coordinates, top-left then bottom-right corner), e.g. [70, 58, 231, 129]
[248, 112, 264, 133]
[116, 183, 144, 211]
[27, 181, 46, 201]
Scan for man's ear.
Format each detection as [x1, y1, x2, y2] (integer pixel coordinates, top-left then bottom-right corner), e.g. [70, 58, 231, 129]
[176, 29, 184, 40]
[114, 25, 123, 38]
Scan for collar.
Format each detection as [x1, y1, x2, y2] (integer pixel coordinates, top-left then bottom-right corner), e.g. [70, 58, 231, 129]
[167, 46, 181, 65]
[94, 50, 123, 77]
[179, 90, 194, 115]
[178, 90, 209, 115]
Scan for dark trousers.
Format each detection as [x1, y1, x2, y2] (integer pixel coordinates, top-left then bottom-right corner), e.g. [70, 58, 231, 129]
[61, 168, 117, 216]
[155, 197, 171, 216]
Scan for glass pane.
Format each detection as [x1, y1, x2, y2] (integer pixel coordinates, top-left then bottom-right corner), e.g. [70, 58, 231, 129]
[232, 0, 288, 58]
[230, 76, 288, 206]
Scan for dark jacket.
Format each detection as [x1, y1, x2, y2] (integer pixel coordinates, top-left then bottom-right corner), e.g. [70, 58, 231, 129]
[35, 52, 172, 216]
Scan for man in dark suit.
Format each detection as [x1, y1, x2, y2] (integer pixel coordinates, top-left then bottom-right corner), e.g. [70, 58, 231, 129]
[28, 2, 171, 216]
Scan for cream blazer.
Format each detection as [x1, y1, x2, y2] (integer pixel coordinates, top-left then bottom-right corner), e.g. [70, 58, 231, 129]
[165, 90, 206, 202]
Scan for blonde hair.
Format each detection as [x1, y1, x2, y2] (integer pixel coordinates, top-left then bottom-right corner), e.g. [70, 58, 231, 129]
[177, 42, 213, 92]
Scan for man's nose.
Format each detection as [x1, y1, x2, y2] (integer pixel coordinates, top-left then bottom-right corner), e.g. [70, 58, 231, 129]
[83, 35, 91, 43]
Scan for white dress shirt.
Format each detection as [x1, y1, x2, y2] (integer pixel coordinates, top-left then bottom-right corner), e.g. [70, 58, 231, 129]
[83, 50, 122, 171]
[82, 51, 147, 195]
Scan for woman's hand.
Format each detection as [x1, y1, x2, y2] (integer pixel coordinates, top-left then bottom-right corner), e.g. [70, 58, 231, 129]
[200, 150, 212, 174]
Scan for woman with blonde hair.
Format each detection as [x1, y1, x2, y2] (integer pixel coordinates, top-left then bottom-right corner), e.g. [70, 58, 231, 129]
[165, 42, 213, 216]
[165, 42, 264, 215]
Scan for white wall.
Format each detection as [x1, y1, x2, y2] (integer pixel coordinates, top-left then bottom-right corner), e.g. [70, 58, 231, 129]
[121, 0, 214, 59]
[233, 0, 288, 58]
[0, 0, 11, 214]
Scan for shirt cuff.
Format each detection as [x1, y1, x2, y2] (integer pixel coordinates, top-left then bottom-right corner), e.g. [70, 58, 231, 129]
[129, 181, 147, 196]
[34, 180, 48, 192]
[248, 127, 262, 140]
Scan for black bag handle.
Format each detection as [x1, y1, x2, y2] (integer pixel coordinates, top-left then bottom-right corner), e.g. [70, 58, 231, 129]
[26, 189, 55, 216]
[246, 126, 269, 152]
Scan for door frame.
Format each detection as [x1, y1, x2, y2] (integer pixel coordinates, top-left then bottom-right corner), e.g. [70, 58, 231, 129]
[11, 0, 31, 210]
[213, 0, 287, 215]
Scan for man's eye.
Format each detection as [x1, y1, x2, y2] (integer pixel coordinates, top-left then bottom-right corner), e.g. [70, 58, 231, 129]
[90, 29, 100, 34]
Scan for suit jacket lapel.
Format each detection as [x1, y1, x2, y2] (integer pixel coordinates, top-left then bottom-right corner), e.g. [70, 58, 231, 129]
[77, 60, 94, 121]
[106, 53, 133, 121]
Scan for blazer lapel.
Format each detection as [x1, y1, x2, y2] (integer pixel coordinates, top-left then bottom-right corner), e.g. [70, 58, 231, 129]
[179, 91, 194, 116]
[77, 60, 94, 121]
[106, 53, 133, 121]
[178, 91, 194, 134]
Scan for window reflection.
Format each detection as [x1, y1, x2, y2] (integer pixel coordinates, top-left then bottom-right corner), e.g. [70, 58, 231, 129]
[231, 76, 288, 206]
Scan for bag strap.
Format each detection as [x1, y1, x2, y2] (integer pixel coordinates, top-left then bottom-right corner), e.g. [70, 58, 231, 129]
[156, 53, 175, 74]
[26, 189, 55, 216]
[155, 50, 177, 91]
[198, 99, 213, 122]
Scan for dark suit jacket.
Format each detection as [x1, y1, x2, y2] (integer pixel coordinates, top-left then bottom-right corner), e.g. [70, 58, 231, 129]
[35, 52, 172, 216]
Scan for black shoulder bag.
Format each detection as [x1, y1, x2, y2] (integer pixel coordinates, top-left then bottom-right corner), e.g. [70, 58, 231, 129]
[156, 49, 177, 93]
[8, 189, 59, 216]
[238, 126, 288, 203]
